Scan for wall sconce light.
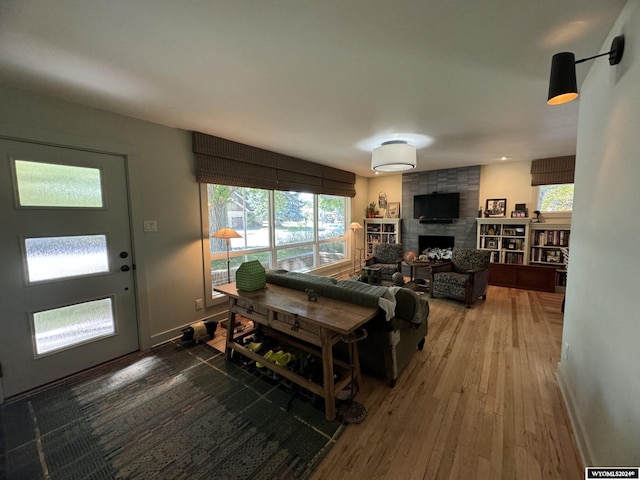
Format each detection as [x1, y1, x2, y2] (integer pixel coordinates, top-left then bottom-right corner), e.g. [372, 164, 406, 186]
[371, 140, 417, 172]
[547, 35, 624, 106]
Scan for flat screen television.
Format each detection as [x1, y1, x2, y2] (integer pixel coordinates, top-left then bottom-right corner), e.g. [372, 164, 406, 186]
[413, 192, 460, 223]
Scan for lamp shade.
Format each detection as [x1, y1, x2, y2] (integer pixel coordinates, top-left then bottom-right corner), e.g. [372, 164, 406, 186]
[212, 227, 242, 240]
[349, 222, 363, 230]
[547, 52, 578, 105]
[371, 141, 416, 172]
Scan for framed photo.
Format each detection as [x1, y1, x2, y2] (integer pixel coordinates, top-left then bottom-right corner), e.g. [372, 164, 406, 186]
[387, 202, 400, 218]
[503, 228, 516, 236]
[485, 198, 507, 217]
[511, 210, 527, 218]
[486, 239, 498, 249]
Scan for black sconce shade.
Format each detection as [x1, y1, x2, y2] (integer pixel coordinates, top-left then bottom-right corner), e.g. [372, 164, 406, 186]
[547, 52, 578, 105]
[547, 35, 625, 106]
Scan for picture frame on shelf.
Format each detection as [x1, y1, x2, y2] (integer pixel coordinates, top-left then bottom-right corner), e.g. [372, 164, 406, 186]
[387, 202, 400, 218]
[511, 210, 527, 218]
[503, 228, 516, 236]
[486, 239, 498, 249]
[485, 198, 506, 217]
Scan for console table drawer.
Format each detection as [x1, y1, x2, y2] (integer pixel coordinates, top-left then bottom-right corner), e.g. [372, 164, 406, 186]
[272, 311, 321, 337]
[232, 298, 268, 323]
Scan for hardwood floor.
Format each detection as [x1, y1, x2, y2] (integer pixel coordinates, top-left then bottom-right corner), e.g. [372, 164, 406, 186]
[310, 286, 582, 480]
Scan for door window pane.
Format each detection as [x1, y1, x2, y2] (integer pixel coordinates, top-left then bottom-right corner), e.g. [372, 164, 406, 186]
[33, 298, 116, 355]
[14, 159, 103, 207]
[25, 235, 109, 282]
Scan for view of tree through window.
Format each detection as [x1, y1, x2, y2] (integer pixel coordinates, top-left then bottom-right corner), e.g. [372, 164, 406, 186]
[207, 185, 347, 289]
[538, 184, 574, 212]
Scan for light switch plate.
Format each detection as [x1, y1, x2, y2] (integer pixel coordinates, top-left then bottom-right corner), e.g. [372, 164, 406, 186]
[143, 220, 158, 232]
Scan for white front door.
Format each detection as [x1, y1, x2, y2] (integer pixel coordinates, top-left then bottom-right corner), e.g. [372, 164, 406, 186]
[0, 139, 138, 399]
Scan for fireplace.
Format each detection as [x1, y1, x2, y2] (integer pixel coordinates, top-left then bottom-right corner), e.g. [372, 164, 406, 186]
[419, 235, 455, 253]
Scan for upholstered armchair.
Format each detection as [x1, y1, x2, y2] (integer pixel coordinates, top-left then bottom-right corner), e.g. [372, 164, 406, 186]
[365, 243, 403, 281]
[430, 247, 491, 308]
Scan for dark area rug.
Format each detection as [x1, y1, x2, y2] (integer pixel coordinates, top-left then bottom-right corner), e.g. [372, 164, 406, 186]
[0, 340, 344, 479]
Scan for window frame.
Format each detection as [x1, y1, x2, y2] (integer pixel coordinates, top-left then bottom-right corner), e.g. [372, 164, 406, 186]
[200, 184, 351, 305]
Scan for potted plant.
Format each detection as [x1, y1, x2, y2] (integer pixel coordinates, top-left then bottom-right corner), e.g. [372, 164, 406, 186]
[366, 202, 379, 218]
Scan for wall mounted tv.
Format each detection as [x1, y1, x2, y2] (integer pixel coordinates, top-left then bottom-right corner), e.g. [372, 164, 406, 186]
[413, 192, 460, 223]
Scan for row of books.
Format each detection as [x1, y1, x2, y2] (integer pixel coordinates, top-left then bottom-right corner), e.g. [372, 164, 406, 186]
[533, 229, 570, 247]
[366, 234, 396, 243]
[504, 252, 525, 264]
[530, 248, 564, 263]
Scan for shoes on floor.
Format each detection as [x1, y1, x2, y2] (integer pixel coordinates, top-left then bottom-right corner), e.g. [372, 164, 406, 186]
[274, 352, 295, 368]
[246, 342, 263, 352]
[255, 349, 275, 368]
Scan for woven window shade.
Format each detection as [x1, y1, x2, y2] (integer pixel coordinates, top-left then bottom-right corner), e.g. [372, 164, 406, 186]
[193, 132, 356, 197]
[530, 156, 576, 186]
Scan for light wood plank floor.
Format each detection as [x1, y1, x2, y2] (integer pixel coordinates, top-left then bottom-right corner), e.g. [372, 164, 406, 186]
[310, 286, 582, 480]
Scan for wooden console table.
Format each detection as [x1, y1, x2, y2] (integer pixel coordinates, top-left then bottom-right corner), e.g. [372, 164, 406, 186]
[214, 282, 378, 421]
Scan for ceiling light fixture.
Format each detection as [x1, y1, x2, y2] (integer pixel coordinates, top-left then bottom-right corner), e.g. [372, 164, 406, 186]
[371, 140, 417, 172]
[547, 35, 624, 105]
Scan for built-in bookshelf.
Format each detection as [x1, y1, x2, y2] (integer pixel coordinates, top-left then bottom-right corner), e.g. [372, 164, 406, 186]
[364, 218, 402, 256]
[477, 218, 530, 265]
[530, 224, 570, 292]
[476, 218, 571, 292]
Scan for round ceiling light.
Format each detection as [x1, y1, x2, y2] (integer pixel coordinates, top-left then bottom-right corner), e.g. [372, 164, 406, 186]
[371, 141, 417, 172]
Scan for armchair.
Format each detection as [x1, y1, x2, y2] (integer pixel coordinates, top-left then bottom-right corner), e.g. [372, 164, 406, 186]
[366, 243, 403, 281]
[430, 247, 491, 308]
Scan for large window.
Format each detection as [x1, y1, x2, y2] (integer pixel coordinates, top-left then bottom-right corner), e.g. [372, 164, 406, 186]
[207, 185, 347, 290]
[537, 183, 574, 212]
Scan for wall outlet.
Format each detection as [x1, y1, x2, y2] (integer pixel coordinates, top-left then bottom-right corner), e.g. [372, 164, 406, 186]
[195, 298, 203, 310]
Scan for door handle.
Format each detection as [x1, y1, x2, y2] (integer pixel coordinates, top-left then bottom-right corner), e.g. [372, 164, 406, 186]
[121, 265, 130, 272]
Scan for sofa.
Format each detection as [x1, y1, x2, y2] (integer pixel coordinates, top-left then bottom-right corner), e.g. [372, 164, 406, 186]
[264, 269, 429, 386]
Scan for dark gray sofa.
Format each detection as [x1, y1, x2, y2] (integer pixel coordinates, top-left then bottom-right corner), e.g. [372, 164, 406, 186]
[265, 269, 429, 386]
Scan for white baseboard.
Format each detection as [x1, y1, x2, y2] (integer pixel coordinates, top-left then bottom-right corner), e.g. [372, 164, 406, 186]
[556, 362, 594, 467]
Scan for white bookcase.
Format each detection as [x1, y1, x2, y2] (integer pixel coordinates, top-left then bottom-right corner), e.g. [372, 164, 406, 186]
[530, 224, 571, 291]
[363, 218, 402, 256]
[476, 218, 530, 265]
[476, 218, 571, 292]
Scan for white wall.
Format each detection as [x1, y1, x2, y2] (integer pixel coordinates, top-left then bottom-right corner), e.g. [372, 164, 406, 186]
[557, 0, 640, 465]
[0, 86, 207, 349]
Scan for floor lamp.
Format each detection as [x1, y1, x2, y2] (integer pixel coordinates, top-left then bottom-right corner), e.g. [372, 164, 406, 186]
[349, 222, 363, 276]
[212, 227, 242, 283]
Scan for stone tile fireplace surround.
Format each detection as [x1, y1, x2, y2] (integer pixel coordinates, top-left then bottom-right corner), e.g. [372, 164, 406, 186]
[402, 166, 480, 255]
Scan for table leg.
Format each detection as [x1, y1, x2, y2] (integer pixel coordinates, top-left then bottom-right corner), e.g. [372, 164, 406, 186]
[225, 299, 236, 360]
[320, 328, 336, 421]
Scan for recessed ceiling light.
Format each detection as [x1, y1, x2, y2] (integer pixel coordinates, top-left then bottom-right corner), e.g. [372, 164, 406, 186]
[501, 156, 510, 161]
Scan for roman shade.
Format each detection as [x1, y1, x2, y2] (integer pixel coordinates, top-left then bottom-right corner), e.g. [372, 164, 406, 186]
[193, 132, 356, 197]
[530, 155, 576, 186]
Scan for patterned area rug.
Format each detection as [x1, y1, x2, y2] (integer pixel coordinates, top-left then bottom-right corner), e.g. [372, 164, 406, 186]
[0, 340, 344, 479]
